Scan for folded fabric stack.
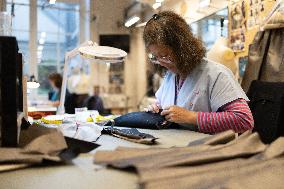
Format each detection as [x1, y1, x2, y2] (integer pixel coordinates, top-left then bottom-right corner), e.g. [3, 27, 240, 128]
[1, 125, 73, 172]
[94, 130, 284, 189]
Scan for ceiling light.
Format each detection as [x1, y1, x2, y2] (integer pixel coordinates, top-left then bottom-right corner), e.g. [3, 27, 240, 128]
[153, 2, 162, 9]
[124, 16, 140, 27]
[49, 0, 56, 5]
[156, 0, 164, 2]
[199, 0, 210, 8]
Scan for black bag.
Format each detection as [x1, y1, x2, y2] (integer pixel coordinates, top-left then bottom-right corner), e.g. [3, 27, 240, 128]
[247, 80, 284, 143]
[105, 111, 180, 130]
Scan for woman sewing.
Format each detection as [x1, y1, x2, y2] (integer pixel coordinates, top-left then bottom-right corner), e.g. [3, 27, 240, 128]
[144, 11, 254, 134]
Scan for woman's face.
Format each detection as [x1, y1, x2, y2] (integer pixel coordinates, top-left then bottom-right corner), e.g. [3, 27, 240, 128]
[49, 80, 57, 91]
[147, 44, 178, 73]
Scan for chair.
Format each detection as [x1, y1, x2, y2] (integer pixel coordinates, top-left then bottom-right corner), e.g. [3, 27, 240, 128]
[247, 80, 284, 143]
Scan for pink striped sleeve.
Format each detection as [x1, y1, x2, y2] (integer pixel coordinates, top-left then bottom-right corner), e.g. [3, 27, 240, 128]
[197, 98, 254, 134]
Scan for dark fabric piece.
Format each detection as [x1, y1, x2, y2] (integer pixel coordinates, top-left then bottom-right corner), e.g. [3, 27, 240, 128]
[64, 136, 100, 154]
[102, 127, 158, 145]
[241, 29, 284, 93]
[247, 80, 284, 143]
[105, 111, 180, 130]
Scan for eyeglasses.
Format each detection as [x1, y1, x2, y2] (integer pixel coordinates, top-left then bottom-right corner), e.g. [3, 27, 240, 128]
[148, 53, 173, 65]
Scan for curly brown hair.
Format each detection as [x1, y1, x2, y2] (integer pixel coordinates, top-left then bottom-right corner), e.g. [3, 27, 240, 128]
[143, 11, 206, 77]
[48, 73, 62, 89]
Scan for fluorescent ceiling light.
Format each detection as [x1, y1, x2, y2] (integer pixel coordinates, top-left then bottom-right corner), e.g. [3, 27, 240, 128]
[49, 0, 56, 4]
[199, 0, 210, 8]
[153, 2, 162, 9]
[124, 16, 140, 27]
[156, 0, 164, 2]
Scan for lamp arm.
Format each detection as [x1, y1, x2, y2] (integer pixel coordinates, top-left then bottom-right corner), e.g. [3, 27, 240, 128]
[57, 41, 96, 114]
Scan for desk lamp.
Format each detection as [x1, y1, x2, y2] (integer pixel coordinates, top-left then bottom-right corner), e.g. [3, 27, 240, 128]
[57, 41, 127, 114]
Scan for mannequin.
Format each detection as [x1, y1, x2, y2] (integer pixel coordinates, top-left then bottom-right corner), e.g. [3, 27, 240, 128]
[67, 67, 91, 95]
[207, 37, 239, 78]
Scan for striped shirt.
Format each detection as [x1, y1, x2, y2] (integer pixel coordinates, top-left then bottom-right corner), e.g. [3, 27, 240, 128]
[197, 98, 254, 134]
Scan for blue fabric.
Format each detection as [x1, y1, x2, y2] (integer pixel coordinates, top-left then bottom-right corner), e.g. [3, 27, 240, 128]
[50, 90, 60, 102]
[105, 111, 180, 130]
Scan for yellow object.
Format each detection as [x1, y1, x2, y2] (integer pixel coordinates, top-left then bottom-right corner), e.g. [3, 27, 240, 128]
[40, 117, 63, 124]
[87, 117, 94, 122]
[95, 115, 116, 123]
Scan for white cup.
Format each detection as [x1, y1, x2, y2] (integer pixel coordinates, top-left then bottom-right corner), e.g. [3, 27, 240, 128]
[75, 107, 88, 122]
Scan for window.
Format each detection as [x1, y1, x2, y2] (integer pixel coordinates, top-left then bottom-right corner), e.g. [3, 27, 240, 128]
[37, 1, 80, 94]
[6, 0, 30, 74]
[190, 8, 228, 49]
[6, 0, 90, 96]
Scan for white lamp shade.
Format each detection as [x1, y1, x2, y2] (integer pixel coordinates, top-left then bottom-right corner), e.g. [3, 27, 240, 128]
[79, 45, 127, 63]
[57, 42, 128, 114]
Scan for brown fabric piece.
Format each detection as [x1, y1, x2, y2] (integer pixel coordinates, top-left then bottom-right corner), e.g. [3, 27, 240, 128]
[241, 29, 284, 93]
[94, 132, 266, 170]
[95, 130, 242, 165]
[94, 131, 284, 189]
[0, 124, 67, 170]
[0, 164, 31, 173]
[140, 137, 284, 184]
[143, 158, 284, 189]
[188, 130, 237, 146]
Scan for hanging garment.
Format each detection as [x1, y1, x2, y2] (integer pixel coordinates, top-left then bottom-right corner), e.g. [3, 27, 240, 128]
[105, 111, 180, 129]
[241, 28, 284, 93]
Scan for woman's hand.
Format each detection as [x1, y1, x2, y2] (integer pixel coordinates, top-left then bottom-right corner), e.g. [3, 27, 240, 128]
[144, 102, 161, 113]
[161, 105, 197, 124]
[48, 100, 60, 107]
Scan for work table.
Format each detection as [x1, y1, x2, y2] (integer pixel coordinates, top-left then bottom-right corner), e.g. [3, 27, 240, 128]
[0, 128, 208, 189]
